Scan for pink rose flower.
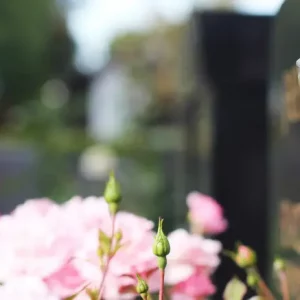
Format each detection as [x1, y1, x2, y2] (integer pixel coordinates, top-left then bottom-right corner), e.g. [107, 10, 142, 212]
[187, 192, 227, 235]
[0, 276, 59, 300]
[166, 229, 221, 299]
[0, 194, 224, 299]
[171, 268, 216, 299]
[0, 198, 87, 298]
[12, 198, 58, 218]
[73, 213, 158, 299]
[112, 230, 159, 296]
[0, 197, 157, 299]
[44, 260, 86, 298]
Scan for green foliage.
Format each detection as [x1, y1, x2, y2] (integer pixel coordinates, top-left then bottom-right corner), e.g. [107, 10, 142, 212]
[62, 284, 90, 300]
[0, 0, 74, 119]
[110, 32, 146, 57]
[1, 99, 92, 200]
[98, 229, 111, 255]
[108, 21, 188, 128]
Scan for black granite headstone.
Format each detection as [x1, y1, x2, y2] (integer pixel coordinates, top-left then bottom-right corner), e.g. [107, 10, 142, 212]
[190, 10, 274, 297]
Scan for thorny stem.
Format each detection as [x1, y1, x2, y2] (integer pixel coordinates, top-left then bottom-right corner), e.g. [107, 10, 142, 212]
[278, 271, 290, 300]
[159, 268, 165, 300]
[98, 214, 116, 300]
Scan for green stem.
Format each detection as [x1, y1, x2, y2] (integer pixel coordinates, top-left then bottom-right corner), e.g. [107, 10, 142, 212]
[98, 214, 116, 300]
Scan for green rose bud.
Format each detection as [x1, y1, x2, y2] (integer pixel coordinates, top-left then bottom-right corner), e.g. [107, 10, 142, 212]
[104, 171, 122, 215]
[153, 218, 170, 270]
[136, 274, 149, 295]
[274, 257, 286, 272]
[235, 245, 257, 269]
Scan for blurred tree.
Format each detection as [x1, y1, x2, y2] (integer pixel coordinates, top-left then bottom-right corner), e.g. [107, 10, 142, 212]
[108, 21, 187, 125]
[0, 0, 74, 123]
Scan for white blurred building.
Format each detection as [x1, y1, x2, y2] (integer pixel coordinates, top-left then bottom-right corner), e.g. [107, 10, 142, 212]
[87, 60, 150, 142]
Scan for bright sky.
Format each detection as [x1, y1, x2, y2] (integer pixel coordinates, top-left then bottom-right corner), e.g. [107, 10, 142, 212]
[67, 0, 284, 73]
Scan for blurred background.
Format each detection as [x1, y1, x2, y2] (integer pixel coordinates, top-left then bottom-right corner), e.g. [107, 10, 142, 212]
[1, 0, 299, 297]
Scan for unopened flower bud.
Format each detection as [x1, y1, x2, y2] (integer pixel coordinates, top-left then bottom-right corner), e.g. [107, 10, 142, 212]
[153, 218, 170, 269]
[104, 171, 122, 215]
[235, 245, 257, 268]
[274, 257, 286, 272]
[136, 274, 149, 295]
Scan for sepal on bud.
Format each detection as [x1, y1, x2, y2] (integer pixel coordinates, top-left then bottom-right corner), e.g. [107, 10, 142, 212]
[136, 274, 149, 295]
[152, 218, 170, 258]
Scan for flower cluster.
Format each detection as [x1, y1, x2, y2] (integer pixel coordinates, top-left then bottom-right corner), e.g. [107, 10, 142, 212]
[0, 176, 227, 300]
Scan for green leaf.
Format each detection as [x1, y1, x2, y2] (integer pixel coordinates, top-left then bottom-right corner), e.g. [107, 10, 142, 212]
[98, 229, 111, 254]
[63, 295, 78, 300]
[98, 229, 111, 244]
[63, 284, 90, 300]
[223, 277, 247, 300]
[86, 288, 99, 300]
[112, 242, 125, 255]
[223, 249, 236, 261]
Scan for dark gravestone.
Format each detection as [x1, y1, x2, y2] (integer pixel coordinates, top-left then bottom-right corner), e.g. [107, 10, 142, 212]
[270, 0, 300, 297]
[191, 11, 273, 297]
[0, 146, 39, 213]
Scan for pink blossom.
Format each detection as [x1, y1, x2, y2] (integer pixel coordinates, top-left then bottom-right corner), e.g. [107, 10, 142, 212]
[0, 276, 59, 300]
[171, 269, 216, 299]
[187, 192, 227, 235]
[0, 195, 224, 299]
[166, 229, 221, 283]
[12, 198, 58, 218]
[73, 213, 157, 299]
[0, 197, 156, 299]
[112, 231, 160, 296]
[166, 229, 221, 299]
[44, 260, 86, 298]
[0, 199, 87, 299]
